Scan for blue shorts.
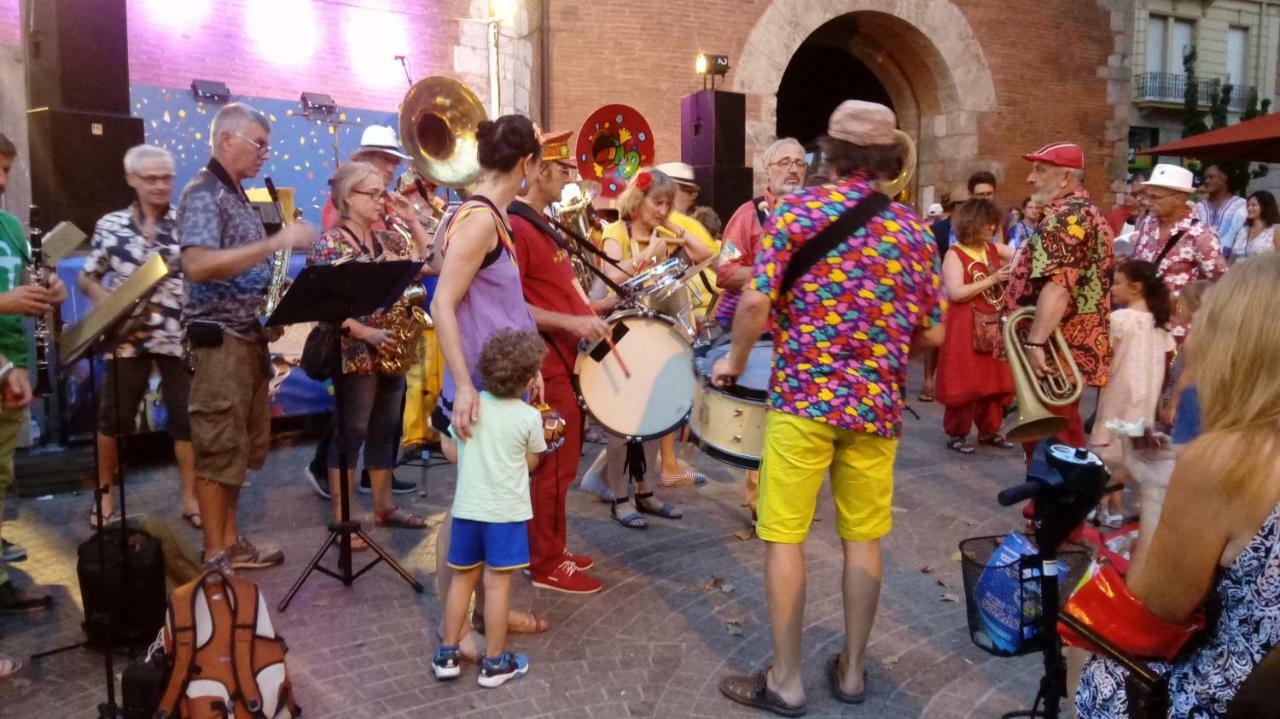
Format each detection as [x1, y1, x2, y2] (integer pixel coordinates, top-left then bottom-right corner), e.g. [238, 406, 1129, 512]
[446, 517, 530, 571]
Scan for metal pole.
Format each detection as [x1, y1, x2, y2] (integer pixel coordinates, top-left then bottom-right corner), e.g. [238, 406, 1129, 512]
[488, 18, 502, 116]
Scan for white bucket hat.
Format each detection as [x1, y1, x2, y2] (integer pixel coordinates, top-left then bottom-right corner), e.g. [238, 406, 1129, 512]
[1142, 163, 1196, 194]
[655, 162, 698, 188]
[357, 125, 411, 161]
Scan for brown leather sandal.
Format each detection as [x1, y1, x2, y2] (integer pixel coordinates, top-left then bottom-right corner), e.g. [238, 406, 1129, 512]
[374, 507, 428, 529]
[472, 609, 550, 635]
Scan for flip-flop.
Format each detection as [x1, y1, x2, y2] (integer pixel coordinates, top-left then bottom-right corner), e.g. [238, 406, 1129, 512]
[719, 668, 807, 717]
[826, 654, 867, 704]
[634, 492, 682, 519]
[182, 512, 203, 529]
[87, 506, 119, 530]
[917, 392, 935, 402]
[0, 654, 23, 680]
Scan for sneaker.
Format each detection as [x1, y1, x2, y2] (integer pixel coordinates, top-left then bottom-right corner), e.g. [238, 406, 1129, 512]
[1, 538, 26, 563]
[0, 581, 51, 614]
[530, 559, 601, 594]
[564, 552, 594, 571]
[303, 458, 331, 500]
[228, 536, 285, 570]
[202, 548, 234, 576]
[432, 645, 462, 680]
[358, 469, 417, 495]
[478, 651, 528, 688]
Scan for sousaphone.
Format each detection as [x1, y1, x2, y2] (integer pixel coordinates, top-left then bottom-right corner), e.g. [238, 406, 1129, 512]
[879, 129, 917, 199]
[399, 76, 488, 188]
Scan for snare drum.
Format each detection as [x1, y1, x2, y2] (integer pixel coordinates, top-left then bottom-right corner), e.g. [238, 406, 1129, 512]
[619, 258, 687, 304]
[690, 340, 774, 469]
[573, 310, 695, 441]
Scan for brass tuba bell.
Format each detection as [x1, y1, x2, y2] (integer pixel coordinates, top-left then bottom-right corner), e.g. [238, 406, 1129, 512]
[399, 76, 488, 189]
[878, 129, 917, 199]
[1003, 307, 1085, 442]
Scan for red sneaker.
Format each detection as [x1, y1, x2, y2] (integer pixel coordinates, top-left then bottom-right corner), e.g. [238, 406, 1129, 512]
[530, 559, 602, 594]
[564, 552, 593, 571]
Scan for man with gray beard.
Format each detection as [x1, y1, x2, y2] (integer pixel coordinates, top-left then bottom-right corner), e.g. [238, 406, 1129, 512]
[713, 137, 806, 528]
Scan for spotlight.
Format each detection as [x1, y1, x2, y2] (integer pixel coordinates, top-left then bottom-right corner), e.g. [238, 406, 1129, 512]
[695, 53, 730, 91]
[190, 79, 230, 104]
[300, 91, 337, 116]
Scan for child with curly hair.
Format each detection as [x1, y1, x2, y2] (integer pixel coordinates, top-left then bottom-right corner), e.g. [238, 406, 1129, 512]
[433, 329, 547, 687]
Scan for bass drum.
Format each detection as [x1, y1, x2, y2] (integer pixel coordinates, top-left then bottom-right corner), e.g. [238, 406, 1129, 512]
[573, 310, 694, 441]
[690, 340, 773, 469]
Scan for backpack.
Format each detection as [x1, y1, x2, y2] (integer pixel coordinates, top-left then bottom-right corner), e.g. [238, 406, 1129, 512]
[155, 570, 300, 719]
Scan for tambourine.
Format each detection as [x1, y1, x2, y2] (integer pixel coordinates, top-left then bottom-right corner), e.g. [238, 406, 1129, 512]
[538, 403, 567, 453]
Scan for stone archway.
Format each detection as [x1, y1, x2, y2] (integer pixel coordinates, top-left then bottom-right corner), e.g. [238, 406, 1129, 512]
[735, 0, 997, 205]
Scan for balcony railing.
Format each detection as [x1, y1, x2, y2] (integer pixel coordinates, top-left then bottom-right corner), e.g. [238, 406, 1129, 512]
[1133, 71, 1249, 111]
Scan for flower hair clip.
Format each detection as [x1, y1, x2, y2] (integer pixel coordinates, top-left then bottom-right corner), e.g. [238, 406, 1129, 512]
[635, 171, 653, 192]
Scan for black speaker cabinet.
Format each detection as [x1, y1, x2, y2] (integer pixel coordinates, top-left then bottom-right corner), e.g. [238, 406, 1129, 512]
[26, 109, 144, 236]
[22, 0, 131, 114]
[691, 165, 754, 226]
[681, 90, 746, 168]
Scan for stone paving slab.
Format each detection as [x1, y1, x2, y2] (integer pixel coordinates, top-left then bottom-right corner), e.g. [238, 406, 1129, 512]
[0, 367, 1065, 718]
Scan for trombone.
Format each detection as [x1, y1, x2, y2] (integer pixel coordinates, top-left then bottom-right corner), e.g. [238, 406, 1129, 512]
[1003, 307, 1084, 442]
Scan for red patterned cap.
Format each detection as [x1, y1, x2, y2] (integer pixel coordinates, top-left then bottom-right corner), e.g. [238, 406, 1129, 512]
[1022, 142, 1085, 170]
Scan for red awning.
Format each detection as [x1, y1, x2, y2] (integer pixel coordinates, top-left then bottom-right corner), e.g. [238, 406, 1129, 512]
[1139, 113, 1280, 163]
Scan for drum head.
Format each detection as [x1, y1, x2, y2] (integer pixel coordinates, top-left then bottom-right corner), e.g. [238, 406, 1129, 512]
[575, 313, 694, 439]
[696, 340, 773, 401]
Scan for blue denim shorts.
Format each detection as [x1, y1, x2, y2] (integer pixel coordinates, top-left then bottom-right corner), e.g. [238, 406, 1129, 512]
[446, 517, 530, 571]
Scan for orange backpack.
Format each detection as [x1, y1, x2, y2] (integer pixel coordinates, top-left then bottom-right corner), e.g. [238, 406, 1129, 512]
[156, 570, 300, 718]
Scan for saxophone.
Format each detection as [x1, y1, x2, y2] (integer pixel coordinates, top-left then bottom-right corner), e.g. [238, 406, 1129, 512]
[261, 177, 294, 319]
[375, 283, 433, 375]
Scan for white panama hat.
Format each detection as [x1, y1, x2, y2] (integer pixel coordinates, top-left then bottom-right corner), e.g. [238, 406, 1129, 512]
[1142, 163, 1196, 194]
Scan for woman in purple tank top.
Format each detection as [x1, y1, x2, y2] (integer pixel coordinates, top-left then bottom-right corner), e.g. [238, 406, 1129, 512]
[428, 115, 546, 660]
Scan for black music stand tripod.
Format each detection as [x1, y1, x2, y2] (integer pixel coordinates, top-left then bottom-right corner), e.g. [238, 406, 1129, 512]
[272, 260, 426, 612]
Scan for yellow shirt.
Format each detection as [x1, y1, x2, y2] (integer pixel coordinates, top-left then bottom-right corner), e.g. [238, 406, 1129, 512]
[601, 214, 720, 318]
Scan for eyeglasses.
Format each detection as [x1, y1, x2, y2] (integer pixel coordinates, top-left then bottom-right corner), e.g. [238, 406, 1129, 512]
[234, 132, 271, 156]
[771, 158, 807, 170]
[351, 188, 387, 202]
[134, 173, 175, 184]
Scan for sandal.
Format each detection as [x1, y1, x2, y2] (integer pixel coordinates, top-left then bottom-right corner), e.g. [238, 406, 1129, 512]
[917, 391, 935, 403]
[374, 507, 428, 529]
[88, 506, 119, 530]
[0, 654, 23, 680]
[610, 498, 648, 530]
[182, 512, 203, 529]
[719, 668, 807, 717]
[978, 435, 1016, 449]
[634, 491, 681, 519]
[659, 470, 707, 488]
[946, 437, 975, 455]
[826, 654, 867, 704]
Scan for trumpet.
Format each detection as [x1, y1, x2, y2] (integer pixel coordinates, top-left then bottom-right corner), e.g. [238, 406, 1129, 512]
[1003, 307, 1084, 442]
[970, 265, 1006, 306]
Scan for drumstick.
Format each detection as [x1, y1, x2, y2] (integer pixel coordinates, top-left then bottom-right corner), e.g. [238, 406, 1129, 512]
[604, 335, 631, 378]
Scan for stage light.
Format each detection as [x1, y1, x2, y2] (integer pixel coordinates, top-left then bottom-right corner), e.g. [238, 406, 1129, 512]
[143, 0, 212, 29]
[300, 92, 337, 116]
[695, 53, 730, 76]
[246, 0, 318, 67]
[491, 0, 519, 24]
[343, 5, 411, 89]
[191, 79, 231, 104]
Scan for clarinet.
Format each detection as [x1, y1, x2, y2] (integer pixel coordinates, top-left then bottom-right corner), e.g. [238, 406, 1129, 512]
[27, 206, 53, 396]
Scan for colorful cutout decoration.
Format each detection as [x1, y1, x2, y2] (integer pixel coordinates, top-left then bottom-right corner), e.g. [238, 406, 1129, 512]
[575, 104, 654, 198]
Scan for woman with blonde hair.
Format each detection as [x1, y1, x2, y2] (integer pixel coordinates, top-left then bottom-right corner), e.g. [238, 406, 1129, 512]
[1076, 254, 1280, 717]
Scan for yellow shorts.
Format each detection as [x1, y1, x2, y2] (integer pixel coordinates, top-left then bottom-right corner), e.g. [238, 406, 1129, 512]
[756, 411, 899, 544]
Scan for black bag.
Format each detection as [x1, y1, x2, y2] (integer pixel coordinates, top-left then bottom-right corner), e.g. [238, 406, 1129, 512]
[76, 525, 167, 649]
[300, 321, 342, 380]
[122, 635, 168, 719]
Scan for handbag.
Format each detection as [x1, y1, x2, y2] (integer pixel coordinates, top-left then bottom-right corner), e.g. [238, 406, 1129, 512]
[300, 321, 341, 380]
[972, 308, 1000, 354]
[1059, 560, 1205, 661]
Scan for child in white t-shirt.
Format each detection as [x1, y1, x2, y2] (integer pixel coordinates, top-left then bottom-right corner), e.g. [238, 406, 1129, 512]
[433, 329, 547, 688]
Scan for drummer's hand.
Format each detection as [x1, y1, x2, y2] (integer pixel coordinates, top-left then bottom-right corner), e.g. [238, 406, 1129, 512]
[452, 383, 480, 440]
[590, 294, 620, 314]
[570, 315, 610, 342]
[711, 357, 744, 389]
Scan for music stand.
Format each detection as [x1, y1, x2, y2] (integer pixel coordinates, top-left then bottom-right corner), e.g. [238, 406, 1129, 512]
[35, 255, 169, 719]
[272, 260, 427, 612]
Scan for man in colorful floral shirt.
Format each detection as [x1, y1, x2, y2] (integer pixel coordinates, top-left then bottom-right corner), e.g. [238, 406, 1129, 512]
[1004, 142, 1115, 450]
[1132, 163, 1227, 340]
[715, 101, 945, 716]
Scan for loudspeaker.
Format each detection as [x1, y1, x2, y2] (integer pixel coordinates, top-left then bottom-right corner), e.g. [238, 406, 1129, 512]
[681, 90, 746, 167]
[22, 0, 130, 114]
[691, 165, 754, 226]
[26, 109, 144, 235]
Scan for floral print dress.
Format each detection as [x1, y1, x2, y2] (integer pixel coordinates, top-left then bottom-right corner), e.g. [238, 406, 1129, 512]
[1076, 502, 1280, 718]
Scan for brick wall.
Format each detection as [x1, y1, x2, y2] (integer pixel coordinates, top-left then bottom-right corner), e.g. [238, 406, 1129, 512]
[0, 0, 501, 113]
[546, 0, 1124, 209]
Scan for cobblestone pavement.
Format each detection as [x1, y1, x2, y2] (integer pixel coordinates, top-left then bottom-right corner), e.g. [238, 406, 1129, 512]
[0, 368, 1063, 718]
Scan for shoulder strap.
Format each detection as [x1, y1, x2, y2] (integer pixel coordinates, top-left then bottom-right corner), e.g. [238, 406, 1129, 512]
[779, 192, 891, 297]
[227, 576, 267, 719]
[1153, 228, 1188, 270]
[156, 573, 205, 718]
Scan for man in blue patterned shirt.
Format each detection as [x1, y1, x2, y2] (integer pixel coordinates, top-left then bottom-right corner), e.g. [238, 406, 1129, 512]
[178, 103, 315, 571]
